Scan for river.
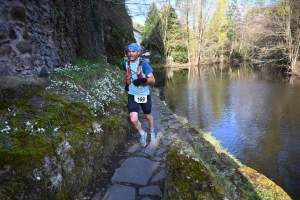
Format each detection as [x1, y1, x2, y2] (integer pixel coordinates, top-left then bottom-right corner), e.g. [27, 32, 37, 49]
[153, 63, 300, 199]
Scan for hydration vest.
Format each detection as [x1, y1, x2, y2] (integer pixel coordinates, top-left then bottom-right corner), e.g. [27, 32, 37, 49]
[126, 58, 148, 86]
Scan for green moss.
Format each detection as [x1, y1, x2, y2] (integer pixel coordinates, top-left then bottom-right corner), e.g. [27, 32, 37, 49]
[166, 140, 230, 199]
[0, 85, 95, 198]
[0, 56, 132, 199]
[164, 120, 292, 200]
[236, 167, 292, 200]
[1, 87, 89, 163]
[0, 138, 52, 171]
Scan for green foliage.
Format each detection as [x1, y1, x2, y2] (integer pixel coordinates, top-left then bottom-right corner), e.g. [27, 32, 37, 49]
[141, 3, 164, 54]
[161, 5, 188, 63]
[206, 0, 229, 45]
[226, 0, 239, 42]
[142, 3, 189, 64]
[172, 44, 188, 63]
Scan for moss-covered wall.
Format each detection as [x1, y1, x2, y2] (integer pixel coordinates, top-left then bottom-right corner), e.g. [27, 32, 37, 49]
[0, 82, 131, 199]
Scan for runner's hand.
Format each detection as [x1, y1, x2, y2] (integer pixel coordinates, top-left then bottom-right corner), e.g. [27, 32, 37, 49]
[133, 78, 147, 86]
[124, 83, 129, 91]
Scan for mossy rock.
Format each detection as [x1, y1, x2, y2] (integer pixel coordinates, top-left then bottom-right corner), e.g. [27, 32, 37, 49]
[0, 83, 130, 199]
[236, 166, 292, 200]
[164, 140, 231, 199]
[163, 122, 292, 200]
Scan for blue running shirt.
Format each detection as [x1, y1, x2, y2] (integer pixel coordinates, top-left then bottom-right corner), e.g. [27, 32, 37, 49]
[125, 58, 153, 96]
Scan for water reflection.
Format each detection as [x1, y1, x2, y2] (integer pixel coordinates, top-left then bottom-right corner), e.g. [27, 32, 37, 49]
[153, 63, 300, 199]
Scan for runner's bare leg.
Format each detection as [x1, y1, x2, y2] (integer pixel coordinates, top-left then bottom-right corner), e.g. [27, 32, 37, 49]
[130, 112, 144, 134]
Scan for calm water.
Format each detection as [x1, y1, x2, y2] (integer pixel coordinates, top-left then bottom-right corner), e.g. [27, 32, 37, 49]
[153, 64, 300, 199]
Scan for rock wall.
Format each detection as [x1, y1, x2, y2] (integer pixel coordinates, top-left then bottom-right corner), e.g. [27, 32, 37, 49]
[0, 0, 60, 77]
[0, 0, 134, 78]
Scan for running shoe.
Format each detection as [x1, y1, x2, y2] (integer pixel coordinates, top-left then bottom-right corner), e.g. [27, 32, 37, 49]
[140, 132, 147, 147]
[150, 129, 156, 140]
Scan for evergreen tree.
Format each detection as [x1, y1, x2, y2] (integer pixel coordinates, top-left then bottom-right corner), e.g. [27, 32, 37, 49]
[141, 3, 163, 55]
[225, 0, 241, 60]
[206, 0, 229, 56]
[141, 3, 187, 63]
[161, 4, 188, 63]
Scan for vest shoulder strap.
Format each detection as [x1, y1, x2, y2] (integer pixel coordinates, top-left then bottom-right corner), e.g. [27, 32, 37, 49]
[127, 58, 145, 71]
[138, 58, 144, 66]
[139, 58, 145, 74]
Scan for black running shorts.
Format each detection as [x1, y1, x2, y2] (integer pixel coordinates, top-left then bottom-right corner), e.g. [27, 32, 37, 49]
[127, 94, 152, 114]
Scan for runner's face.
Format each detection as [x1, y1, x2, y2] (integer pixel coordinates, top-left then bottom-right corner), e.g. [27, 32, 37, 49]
[127, 50, 139, 62]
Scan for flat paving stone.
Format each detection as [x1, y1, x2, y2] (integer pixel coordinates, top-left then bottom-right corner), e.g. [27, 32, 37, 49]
[144, 136, 160, 157]
[167, 118, 179, 125]
[135, 151, 148, 157]
[111, 157, 159, 185]
[161, 121, 170, 126]
[102, 184, 135, 200]
[156, 126, 164, 138]
[156, 148, 166, 156]
[139, 185, 162, 195]
[151, 169, 166, 183]
[153, 156, 162, 161]
[152, 112, 162, 126]
[91, 191, 101, 200]
[162, 138, 172, 146]
[164, 131, 174, 138]
[128, 143, 142, 152]
[171, 131, 193, 141]
[169, 123, 182, 129]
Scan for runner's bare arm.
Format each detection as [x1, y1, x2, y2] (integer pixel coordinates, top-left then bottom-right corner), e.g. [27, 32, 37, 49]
[146, 73, 155, 84]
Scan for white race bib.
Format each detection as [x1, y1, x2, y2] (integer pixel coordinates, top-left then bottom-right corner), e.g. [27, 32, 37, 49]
[134, 95, 147, 103]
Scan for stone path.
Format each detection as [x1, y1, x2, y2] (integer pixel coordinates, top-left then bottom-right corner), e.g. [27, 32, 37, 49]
[91, 93, 188, 200]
